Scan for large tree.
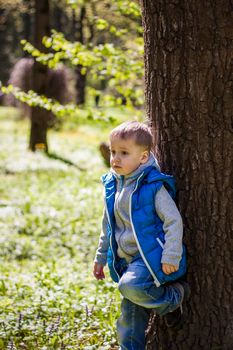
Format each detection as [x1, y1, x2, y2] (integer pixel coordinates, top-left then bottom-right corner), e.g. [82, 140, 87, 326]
[141, 1, 233, 349]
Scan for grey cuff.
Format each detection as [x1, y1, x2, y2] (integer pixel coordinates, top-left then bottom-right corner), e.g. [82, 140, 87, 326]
[94, 254, 107, 266]
[161, 254, 181, 266]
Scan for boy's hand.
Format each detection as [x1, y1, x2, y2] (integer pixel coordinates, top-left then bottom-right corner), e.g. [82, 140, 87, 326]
[162, 263, 178, 275]
[93, 262, 105, 280]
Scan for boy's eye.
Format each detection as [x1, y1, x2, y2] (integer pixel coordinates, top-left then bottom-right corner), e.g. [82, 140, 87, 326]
[122, 151, 128, 155]
[110, 150, 116, 155]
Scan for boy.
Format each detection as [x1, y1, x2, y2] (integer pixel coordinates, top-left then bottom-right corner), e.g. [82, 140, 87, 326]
[93, 121, 189, 349]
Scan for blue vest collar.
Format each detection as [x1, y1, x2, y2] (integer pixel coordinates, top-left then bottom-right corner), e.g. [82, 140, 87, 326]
[101, 166, 176, 199]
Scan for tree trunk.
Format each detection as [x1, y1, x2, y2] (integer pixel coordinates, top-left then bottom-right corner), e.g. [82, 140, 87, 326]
[52, 3, 63, 33]
[22, 0, 32, 45]
[0, 8, 18, 85]
[0, 9, 9, 85]
[29, 0, 50, 152]
[141, 1, 233, 349]
[75, 64, 87, 105]
[72, 6, 87, 105]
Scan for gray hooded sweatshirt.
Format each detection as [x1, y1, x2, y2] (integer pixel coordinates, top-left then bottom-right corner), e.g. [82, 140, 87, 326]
[94, 154, 183, 267]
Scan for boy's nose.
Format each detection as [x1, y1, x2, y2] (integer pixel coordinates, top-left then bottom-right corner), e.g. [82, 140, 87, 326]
[112, 154, 120, 162]
[113, 154, 120, 162]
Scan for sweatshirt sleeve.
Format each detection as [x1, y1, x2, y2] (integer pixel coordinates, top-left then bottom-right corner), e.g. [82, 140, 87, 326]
[155, 185, 183, 266]
[94, 208, 109, 266]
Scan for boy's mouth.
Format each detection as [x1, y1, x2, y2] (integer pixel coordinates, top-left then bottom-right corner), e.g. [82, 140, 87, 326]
[113, 165, 122, 169]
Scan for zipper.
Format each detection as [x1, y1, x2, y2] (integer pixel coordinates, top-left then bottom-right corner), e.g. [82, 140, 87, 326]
[156, 237, 164, 249]
[115, 175, 124, 218]
[104, 196, 120, 280]
[115, 176, 124, 211]
[129, 172, 161, 287]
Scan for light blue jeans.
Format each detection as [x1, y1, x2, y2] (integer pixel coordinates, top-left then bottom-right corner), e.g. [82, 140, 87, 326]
[117, 254, 183, 350]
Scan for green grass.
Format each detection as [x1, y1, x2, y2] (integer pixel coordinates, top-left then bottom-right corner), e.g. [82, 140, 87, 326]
[0, 106, 143, 350]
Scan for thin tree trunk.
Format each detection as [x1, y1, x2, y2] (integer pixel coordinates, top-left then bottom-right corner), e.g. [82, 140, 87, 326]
[72, 6, 87, 105]
[141, 1, 233, 349]
[22, 0, 32, 45]
[29, 0, 50, 152]
[0, 8, 18, 85]
[53, 5, 62, 32]
[0, 9, 9, 85]
[75, 64, 86, 105]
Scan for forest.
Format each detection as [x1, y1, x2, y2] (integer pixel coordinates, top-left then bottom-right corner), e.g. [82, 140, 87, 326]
[0, 1, 233, 350]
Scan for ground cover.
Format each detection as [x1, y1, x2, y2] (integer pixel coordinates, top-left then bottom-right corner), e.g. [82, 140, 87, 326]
[0, 107, 142, 350]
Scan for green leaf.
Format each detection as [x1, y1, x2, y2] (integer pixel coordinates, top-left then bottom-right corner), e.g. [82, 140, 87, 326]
[96, 19, 109, 31]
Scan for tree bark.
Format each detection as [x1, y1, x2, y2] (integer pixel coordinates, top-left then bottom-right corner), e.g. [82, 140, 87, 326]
[29, 0, 50, 152]
[141, 1, 233, 349]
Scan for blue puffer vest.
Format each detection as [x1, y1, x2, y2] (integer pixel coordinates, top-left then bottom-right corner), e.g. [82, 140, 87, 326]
[102, 165, 187, 287]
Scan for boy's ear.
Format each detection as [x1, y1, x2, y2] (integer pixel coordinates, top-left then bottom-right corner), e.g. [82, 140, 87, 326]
[140, 150, 149, 164]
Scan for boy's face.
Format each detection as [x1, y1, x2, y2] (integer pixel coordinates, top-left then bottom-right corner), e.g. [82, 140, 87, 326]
[110, 137, 149, 176]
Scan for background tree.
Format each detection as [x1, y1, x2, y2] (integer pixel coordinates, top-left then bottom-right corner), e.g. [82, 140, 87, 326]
[30, 0, 50, 152]
[21, 0, 33, 45]
[66, 0, 143, 106]
[141, 1, 233, 349]
[6, 58, 71, 120]
[72, 4, 87, 105]
[0, 0, 29, 84]
[1, 0, 144, 119]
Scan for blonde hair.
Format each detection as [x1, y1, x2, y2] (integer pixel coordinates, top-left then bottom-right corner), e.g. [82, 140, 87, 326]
[110, 121, 153, 151]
